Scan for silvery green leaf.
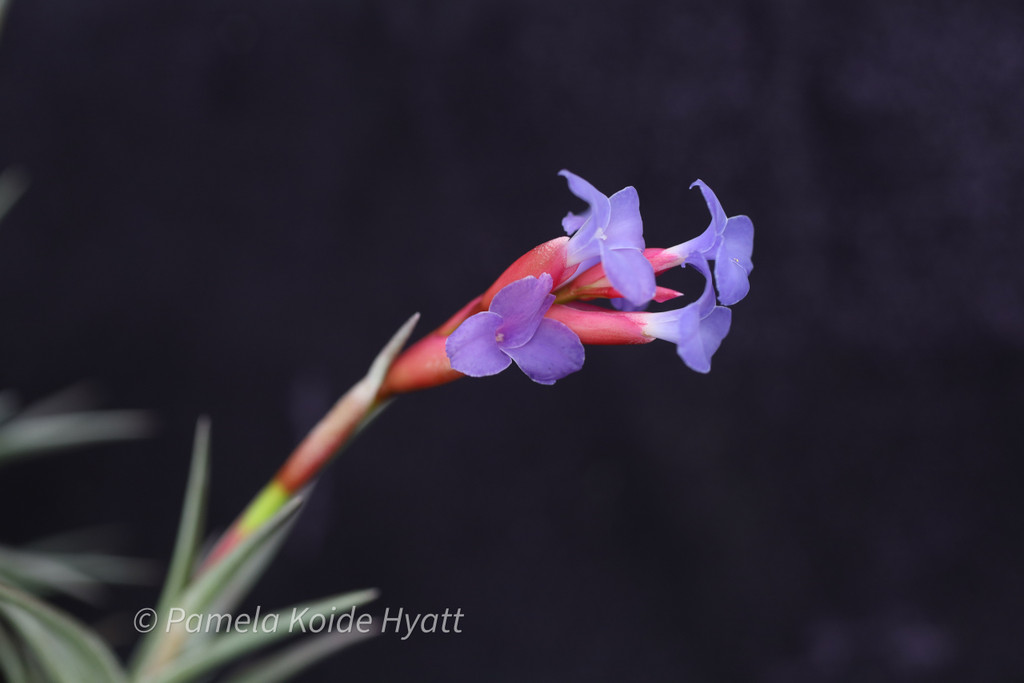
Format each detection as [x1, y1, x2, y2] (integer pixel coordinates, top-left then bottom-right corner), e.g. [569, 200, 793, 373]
[0, 581, 127, 683]
[0, 544, 156, 604]
[0, 545, 106, 603]
[158, 417, 211, 613]
[0, 618, 34, 683]
[0, 410, 156, 464]
[129, 418, 211, 676]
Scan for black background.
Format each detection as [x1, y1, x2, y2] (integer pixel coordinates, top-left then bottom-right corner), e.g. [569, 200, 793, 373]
[1, 1, 1022, 681]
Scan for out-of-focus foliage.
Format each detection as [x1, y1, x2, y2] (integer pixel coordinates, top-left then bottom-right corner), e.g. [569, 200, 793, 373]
[0, 417, 376, 682]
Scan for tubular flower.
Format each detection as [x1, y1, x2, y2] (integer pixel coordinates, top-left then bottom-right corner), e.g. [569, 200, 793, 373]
[640, 253, 732, 373]
[378, 172, 754, 398]
[661, 180, 755, 306]
[558, 170, 656, 308]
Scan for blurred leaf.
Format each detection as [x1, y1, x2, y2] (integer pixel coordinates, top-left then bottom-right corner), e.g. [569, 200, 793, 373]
[0, 166, 28, 222]
[14, 383, 104, 419]
[149, 589, 378, 683]
[0, 545, 109, 603]
[158, 417, 211, 613]
[0, 410, 156, 464]
[0, 525, 157, 610]
[0, 581, 127, 683]
[128, 418, 211, 676]
[0, 618, 34, 683]
[3, 607, 93, 682]
[40, 552, 156, 586]
[0, 545, 157, 604]
[218, 626, 376, 683]
[0, 391, 18, 425]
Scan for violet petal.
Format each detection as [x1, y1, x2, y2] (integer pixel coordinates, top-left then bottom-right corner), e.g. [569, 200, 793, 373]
[559, 169, 611, 235]
[605, 186, 644, 250]
[489, 273, 555, 348]
[600, 245, 657, 307]
[690, 179, 728, 237]
[503, 318, 585, 385]
[714, 215, 754, 306]
[684, 252, 718, 318]
[445, 311, 512, 377]
[675, 305, 732, 374]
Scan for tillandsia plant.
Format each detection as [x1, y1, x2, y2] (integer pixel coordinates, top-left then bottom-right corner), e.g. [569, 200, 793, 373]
[0, 169, 753, 682]
[208, 169, 755, 568]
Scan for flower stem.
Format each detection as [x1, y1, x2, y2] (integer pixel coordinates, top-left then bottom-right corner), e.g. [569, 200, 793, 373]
[200, 314, 419, 572]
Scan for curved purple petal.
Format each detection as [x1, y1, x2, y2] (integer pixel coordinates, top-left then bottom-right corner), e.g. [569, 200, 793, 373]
[714, 215, 754, 306]
[503, 318, 585, 385]
[684, 252, 717, 319]
[690, 179, 727, 238]
[605, 186, 644, 250]
[662, 181, 723, 262]
[559, 170, 611, 235]
[489, 274, 555, 348]
[675, 305, 732, 374]
[445, 311, 512, 377]
[600, 245, 656, 307]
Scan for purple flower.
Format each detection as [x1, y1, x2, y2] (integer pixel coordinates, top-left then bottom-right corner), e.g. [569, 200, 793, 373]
[674, 180, 754, 307]
[558, 170, 656, 308]
[641, 253, 732, 373]
[446, 273, 585, 385]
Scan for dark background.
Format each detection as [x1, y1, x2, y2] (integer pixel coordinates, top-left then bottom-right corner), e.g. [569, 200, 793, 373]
[1, 1, 1021, 681]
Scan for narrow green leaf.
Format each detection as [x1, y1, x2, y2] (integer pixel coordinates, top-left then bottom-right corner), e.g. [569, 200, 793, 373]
[0, 617, 33, 683]
[2, 606, 93, 683]
[0, 410, 156, 464]
[46, 552, 157, 586]
[127, 418, 211, 676]
[0, 581, 127, 683]
[19, 649, 49, 683]
[149, 589, 378, 683]
[158, 417, 211, 614]
[218, 627, 376, 683]
[0, 543, 156, 604]
[0, 545, 106, 603]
